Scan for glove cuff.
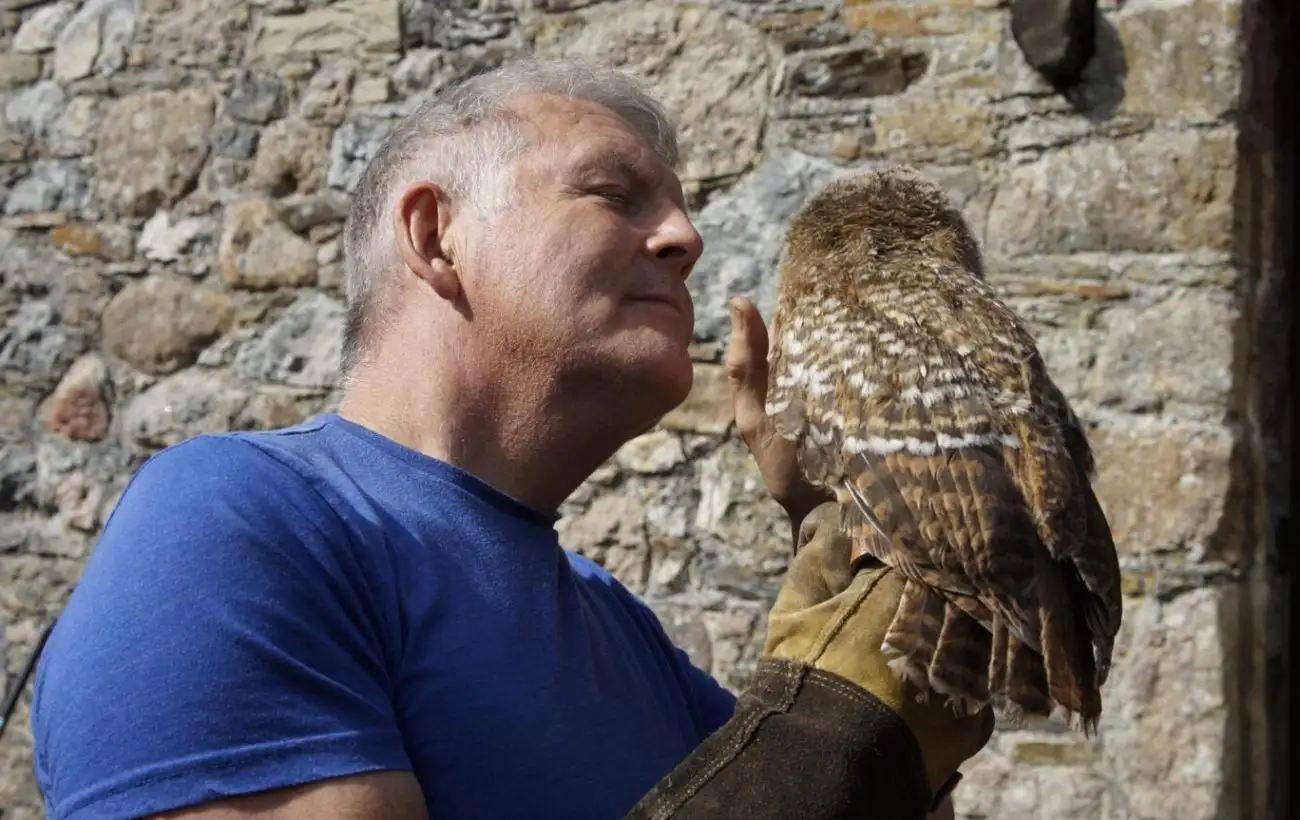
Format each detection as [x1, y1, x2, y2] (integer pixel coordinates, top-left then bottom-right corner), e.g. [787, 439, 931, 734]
[626, 657, 934, 819]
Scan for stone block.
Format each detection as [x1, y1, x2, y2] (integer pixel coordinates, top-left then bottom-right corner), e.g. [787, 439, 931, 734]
[1087, 287, 1237, 413]
[532, 1, 772, 183]
[120, 370, 251, 448]
[12, 1, 75, 53]
[1098, 586, 1243, 819]
[52, 0, 134, 83]
[616, 431, 687, 475]
[93, 89, 216, 218]
[100, 275, 235, 375]
[232, 291, 345, 390]
[138, 210, 210, 263]
[404, 0, 514, 50]
[761, 109, 875, 164]
[48, 95, 98, 157]
[249, 117, 331, 196]
[922, 19, 1004, 92]
[1117, 0, 1241, 121]
[211, 122, 259, 160]
[50, 221, 135, 261]
[0, 123, 25, 163]
[783, 44, 928, 98]
[0, 53, 42, 88]
[843, 0, 978, 38]
[1089, 419, 1242, 560]
[39, 354, 112, 441]
[226, 70, 286, 125]
[275, 191, 352, 233]
[133, 0, 250, 68]
[2, 160, 87, 216]
[986, 128, 1237, 256]
[557, 493, 648, 555]
[218, 198, 318, 290]
[867, 91, 997, 161]
[757, 8, 849, 53]
[352, 76, 392, 106]
[660, 363, 732, 436]
[255, 0, 401, 57]
[3, 80, 67, 143]
[0, 301, 92, 393]
[957, 745, 1110, 817]
[299, 60, 357, 125]
[326, 117, 393, 192]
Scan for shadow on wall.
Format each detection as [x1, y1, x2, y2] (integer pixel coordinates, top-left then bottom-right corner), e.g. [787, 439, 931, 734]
[1064, 11, 1128, 123]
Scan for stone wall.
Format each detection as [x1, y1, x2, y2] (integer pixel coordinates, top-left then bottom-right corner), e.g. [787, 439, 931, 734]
[0, 0, 1287, 818]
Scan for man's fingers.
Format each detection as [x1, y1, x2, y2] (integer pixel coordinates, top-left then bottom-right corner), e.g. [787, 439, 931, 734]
[726, 297, 770, 440]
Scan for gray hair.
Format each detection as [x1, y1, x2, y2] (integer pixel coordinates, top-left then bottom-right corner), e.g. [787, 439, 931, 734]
[339, 56, 681, 378]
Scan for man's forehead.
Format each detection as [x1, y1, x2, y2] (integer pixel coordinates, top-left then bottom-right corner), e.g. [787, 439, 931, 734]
[510, 92, 631, 131]
[509, 93, 664, 173]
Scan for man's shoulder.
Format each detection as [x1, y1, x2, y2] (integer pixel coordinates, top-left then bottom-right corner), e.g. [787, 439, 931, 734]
[564, 551, 638, 599]
[129, 417, 337, 498]
[562, 551, 660, 625]
[101, 419, 362, 556]
[564, 550, 613, 581]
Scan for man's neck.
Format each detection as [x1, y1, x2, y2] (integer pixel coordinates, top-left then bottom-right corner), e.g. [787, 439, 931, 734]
[336, 355, 626, 515]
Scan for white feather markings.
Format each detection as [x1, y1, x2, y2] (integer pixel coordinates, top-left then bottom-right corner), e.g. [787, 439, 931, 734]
[808, 424, 836, 446]
[783, 332, 806, 356]
[842, 431, 1021, 456]
[899, 383, 973, 407]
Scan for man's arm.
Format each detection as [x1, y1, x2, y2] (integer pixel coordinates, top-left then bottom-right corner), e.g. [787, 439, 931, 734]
[148, 772, 425, 820]
[31, 436, 420, 820]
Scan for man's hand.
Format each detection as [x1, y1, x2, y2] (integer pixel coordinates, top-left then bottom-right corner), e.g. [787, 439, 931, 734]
[726, 296, 833, 537]
[763, 502, 995, 808]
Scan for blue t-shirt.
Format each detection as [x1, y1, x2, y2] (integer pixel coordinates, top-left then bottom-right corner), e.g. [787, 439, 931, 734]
[31, 413, 737, 819]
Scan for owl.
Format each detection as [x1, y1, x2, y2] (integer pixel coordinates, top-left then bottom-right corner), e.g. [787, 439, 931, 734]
[765, 166, 1122, 732]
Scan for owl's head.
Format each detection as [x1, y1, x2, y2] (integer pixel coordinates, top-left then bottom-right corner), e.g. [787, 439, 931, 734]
[782, 165, 985, 282]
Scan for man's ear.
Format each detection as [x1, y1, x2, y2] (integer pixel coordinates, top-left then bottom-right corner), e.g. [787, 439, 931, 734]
[394, 181, 460, 302]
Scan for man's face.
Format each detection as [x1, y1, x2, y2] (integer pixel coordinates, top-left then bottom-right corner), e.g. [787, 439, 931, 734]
[454, 94, 703, 417]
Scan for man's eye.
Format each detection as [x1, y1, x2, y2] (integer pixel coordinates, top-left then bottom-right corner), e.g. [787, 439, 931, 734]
[598, 189, 632, 205]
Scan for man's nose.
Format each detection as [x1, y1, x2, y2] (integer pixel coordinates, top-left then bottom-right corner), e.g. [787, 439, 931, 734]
[646, 206, 704, 280]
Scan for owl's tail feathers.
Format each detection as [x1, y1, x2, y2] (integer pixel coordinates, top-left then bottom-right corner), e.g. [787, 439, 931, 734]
[881, 580, 944, 698]
[996, 627, 1055, 726]
[987, 557, 1104, 734]
[926, 600, 992, 716]
[881, 582, 992, 716]
[1036, 559, 1104, 735]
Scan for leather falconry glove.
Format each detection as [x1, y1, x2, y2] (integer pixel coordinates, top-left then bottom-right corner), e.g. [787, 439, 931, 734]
[762, 501, 995, 807]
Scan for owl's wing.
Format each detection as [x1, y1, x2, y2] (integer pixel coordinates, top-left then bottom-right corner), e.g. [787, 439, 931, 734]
[767, 266, 1117, 667]
[1033, 376, 1124, 681]
[959, 291, 1122, 675]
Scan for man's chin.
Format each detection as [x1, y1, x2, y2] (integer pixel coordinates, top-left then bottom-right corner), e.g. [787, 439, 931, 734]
[621, 351, 694, 427]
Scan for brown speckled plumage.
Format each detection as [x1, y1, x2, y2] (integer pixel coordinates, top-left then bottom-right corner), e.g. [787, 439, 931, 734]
[767, 166, 1122, 732]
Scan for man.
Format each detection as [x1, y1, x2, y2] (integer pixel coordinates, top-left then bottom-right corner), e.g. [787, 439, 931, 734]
[30, 58, 990, 819]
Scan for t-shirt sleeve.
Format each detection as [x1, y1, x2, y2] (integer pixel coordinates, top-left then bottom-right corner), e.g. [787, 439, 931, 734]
[30, 435, 412, 820]
[612, 581, 738, 738]
[670, 645, 738, 737]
